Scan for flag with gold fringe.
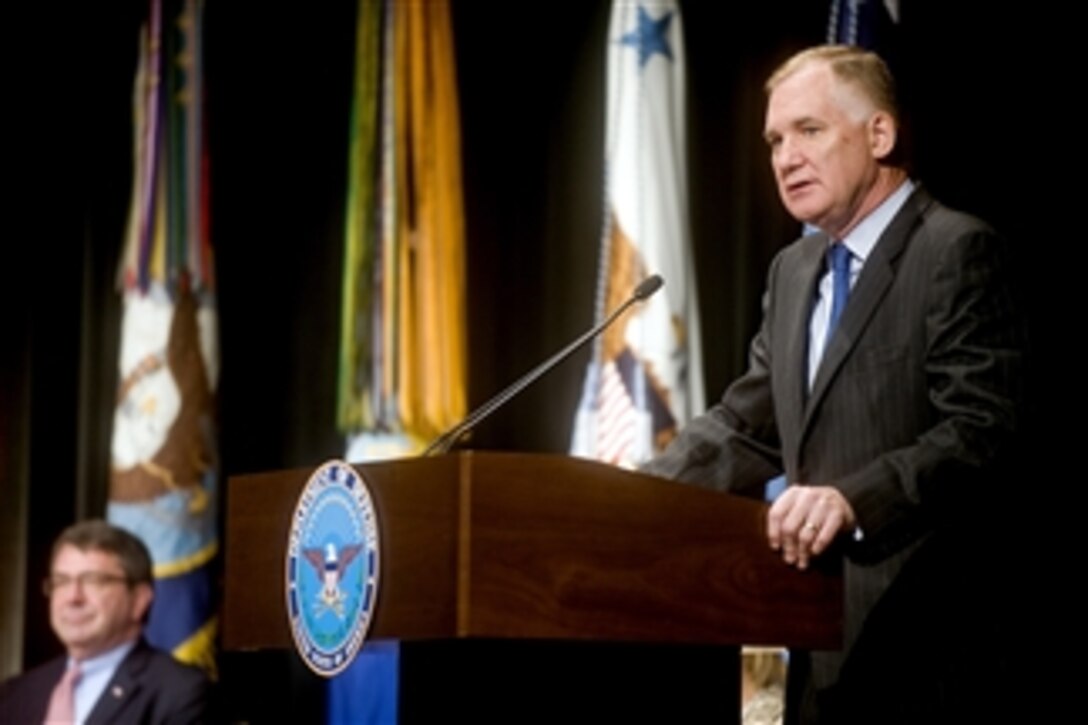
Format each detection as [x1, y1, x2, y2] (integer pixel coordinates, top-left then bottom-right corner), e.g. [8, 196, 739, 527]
[570, 0, 704, 469]
[108, 0, 218, 677]
[338, 0, 467, 464]
[331, 0, 467, 720]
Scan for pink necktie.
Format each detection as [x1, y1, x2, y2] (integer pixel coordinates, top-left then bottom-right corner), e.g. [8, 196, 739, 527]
[42, 662, 81, 724]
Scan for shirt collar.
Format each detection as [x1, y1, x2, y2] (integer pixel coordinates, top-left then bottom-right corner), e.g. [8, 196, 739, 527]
[838, 179, 915, 262]
[70, 638, 137, 675]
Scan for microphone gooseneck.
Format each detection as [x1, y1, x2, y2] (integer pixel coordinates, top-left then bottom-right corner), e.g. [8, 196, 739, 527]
[422, 274, 665, 456]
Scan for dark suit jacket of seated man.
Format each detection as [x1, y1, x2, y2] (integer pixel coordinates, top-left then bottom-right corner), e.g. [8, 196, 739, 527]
[0, 520, 213, 724]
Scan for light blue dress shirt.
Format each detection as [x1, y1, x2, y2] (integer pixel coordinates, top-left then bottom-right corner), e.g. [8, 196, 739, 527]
[71, 639, 137, 725]
[807, 180, 915, 388]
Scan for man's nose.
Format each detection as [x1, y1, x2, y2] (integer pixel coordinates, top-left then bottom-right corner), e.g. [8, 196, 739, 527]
[63, 578, 89, 601]
[774, 137, 802, 172]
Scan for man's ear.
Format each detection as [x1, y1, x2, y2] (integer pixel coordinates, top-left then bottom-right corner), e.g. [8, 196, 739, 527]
[131, 582, 154, 623]
[868, 110, 898, 160]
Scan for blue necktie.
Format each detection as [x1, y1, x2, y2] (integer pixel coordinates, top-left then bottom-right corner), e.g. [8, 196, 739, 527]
[826, 243, 852, 345]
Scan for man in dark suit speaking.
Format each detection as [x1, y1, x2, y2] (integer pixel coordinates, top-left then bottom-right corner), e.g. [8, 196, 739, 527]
[644, 45, 1024, 723]
[0, 520, 212, 724]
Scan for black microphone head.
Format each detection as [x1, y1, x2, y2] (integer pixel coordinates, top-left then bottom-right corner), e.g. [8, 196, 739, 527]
[634, 274, 664, 300]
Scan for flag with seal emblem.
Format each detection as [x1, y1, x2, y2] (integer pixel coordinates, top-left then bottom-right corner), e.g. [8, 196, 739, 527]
[108, 0, 218, 677]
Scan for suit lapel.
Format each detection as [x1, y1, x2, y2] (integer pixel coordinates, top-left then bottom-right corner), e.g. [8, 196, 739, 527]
[780, 233, 828, 461]
[800, 187, 933, 443]
[30, 657, 68, 721]
[85, 641, 149, 725]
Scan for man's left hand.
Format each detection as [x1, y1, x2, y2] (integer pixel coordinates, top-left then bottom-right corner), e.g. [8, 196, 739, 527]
[767, 484, 856, 570]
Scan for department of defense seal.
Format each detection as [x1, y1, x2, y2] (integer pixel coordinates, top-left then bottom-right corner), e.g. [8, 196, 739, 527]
[286, 460, 380, 677]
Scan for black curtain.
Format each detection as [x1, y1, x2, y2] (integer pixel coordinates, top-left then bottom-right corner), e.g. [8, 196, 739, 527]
[5, 0, 1067, 701]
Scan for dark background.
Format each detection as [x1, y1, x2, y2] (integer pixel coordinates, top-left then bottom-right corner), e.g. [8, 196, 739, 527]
[3, 0, 1067, 704]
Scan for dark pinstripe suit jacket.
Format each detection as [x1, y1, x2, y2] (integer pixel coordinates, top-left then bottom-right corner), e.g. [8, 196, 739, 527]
[644, 186, 1025, 721]
[0, 639, 213, 725]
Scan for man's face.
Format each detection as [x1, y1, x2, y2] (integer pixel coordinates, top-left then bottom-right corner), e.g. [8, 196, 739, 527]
[48, 545, 152, 660]
[764, 63, 886, 238]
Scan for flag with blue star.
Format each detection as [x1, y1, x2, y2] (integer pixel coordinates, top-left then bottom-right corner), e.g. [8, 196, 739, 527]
[620, 4, 674, 67]
[571, 0, 704, 469]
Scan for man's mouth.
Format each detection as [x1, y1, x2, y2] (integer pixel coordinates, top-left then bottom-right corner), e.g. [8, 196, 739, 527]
[785, 179, 815, 195]
[60, 612, 92, 627]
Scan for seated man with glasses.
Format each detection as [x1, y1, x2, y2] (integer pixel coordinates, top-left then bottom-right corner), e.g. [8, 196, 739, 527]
[0, 520, 213, 724]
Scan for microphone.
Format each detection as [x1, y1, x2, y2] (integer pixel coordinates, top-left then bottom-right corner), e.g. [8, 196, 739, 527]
[423, 274, 665, 456]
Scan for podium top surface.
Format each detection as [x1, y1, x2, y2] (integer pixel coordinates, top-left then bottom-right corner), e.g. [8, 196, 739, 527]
[222, 451, 842, 651]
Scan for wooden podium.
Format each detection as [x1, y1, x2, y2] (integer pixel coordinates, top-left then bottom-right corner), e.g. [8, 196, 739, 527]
[221, 452, 841, 723]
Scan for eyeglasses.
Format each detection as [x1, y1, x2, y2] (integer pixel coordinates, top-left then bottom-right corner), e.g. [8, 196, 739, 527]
[43, 572, 131, 596]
